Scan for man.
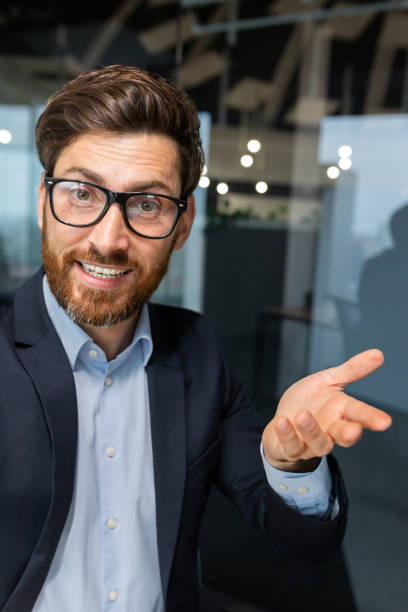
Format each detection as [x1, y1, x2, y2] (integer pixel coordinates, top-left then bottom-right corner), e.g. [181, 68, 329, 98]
[0, 65, 391, 612]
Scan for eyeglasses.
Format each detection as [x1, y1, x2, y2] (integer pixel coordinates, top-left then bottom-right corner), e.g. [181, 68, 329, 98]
[43, 176, 189, 239]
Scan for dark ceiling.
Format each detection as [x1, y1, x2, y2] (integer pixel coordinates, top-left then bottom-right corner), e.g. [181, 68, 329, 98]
[0, 1, 406, 127]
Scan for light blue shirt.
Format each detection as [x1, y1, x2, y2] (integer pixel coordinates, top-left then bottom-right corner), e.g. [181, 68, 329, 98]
[33, 276, 332, 611]
[34, 278, 163, 612]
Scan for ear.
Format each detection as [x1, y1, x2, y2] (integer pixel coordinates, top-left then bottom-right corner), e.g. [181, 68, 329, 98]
[173, 194, 196, 251]
[37, 172, 46, 230]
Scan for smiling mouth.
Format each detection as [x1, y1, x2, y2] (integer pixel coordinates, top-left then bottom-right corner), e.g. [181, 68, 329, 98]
[79, 262, 130, 280]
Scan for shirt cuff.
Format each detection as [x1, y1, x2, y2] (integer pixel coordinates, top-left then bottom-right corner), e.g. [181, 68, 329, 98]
[260, 442, 336, 519]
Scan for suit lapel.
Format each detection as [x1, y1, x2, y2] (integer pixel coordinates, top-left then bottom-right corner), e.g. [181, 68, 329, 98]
[15, 336, 78, 521]
[147, 304, 186, 602]
[4, 270, 78, 611]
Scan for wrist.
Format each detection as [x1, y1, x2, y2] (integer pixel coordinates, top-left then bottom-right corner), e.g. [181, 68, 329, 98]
[264, 454, 321, 473]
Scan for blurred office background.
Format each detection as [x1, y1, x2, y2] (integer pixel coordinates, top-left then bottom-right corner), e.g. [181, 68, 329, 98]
[1, 1, 407, 610]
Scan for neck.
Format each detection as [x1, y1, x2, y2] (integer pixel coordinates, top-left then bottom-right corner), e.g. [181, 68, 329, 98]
[81, 310, 141, 361]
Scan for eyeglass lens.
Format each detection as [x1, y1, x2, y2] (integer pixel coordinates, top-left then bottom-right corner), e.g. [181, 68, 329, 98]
[51, 180, 180, 237]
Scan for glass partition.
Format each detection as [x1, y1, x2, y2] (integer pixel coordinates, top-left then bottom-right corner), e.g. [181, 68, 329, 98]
[0, 104, 43, 291]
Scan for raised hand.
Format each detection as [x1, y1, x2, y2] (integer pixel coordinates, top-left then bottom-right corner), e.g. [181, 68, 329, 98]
[262, 349, 392, 472]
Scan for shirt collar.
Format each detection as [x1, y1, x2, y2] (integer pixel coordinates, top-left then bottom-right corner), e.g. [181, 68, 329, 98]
[42, 275, 153, 369]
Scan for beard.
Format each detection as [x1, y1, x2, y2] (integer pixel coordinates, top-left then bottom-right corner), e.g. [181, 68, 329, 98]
[42, 220, 174, 328]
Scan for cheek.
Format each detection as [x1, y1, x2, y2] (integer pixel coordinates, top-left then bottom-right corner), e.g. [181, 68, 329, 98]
[136, 239, 174, 266]
[128, 236, 163, 260]
[51, 225, 92, 253]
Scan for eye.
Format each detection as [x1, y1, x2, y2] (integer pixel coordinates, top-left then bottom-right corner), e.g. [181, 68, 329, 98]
[138, 199, 159, 212]
[74, 188, 91, 201]
[127, 195, 161, 216]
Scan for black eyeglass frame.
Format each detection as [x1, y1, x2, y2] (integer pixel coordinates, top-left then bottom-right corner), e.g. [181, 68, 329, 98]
[43, 175, 189, 239]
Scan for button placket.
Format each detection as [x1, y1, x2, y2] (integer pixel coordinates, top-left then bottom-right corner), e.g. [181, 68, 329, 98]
[101, 366, 121, 611]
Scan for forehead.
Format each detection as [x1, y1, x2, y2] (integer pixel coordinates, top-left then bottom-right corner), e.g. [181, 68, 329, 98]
[53, 131, 182, 192]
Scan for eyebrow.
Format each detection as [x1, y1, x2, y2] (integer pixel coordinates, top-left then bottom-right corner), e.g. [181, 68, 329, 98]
[60, 166, 174, 194]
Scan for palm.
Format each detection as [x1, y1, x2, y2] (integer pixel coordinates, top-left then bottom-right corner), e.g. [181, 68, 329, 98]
[262, 349, 392, 471]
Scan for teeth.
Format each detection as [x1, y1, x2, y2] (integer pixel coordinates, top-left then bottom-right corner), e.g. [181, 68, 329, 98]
[81, 263, 127, 279]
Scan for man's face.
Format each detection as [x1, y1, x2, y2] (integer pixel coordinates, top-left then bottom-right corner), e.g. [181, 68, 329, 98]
[37, 131, 195, 327]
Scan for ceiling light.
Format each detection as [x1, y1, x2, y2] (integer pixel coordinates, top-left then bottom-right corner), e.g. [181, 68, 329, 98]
[255, 181, 268, 194]
[240, 154, 254, 168]
[247, 139, 261, 153]
[338, 157, 352, 170]
[327, 166, 340, 179]
[338, 145, 352, 158]
[216, 182, 229, 195]
[0, 129, 12, 144]
[199, 176, 210, 188]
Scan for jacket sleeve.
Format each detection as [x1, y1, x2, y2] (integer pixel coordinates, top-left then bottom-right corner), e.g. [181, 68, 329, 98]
[214, 337, 348, 563]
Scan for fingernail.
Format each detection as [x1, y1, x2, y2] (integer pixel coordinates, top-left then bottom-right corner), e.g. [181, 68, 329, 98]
[277, 419, 290, 433]
[298, 412, 313, 430]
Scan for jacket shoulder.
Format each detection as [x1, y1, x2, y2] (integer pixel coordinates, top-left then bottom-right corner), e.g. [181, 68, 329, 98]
[149, 301, 209, 325]
[0, 290, 15, 343]
[148, 302, 224, 360]
[148, 302, 219, 339]
[0, 291, 14, 311]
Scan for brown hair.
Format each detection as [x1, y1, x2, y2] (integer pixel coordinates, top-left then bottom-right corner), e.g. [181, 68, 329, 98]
[35, 65, 204, 196]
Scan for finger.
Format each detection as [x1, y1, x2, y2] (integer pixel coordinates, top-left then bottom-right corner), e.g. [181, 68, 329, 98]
[274, 417, 306, 459]
[315, 393, 392, 432]
[343, 398, 392, 431]
[294, 411, 334, 457]
[321, 349, 384, 388]
[328, 420, 363, 447]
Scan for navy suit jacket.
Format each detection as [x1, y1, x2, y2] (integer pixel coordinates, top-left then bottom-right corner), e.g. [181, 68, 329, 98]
[0, 269, 348, 611]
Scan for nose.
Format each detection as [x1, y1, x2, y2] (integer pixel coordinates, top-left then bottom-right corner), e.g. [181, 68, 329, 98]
[87, 203, 130, 256]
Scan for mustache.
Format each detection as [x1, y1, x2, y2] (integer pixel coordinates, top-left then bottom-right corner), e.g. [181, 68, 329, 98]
[63, 246, 133, 268]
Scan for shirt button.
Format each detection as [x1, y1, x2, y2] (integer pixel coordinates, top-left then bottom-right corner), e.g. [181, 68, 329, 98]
[277, 483, 288, 491]
[107, 517, 118, 529]
[89, 349, 98, 358]
[108, 590, 119, 601]
[105, 376, 113, 387]
[298, 487, 309, 495]
[106, 446, 116, 457]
